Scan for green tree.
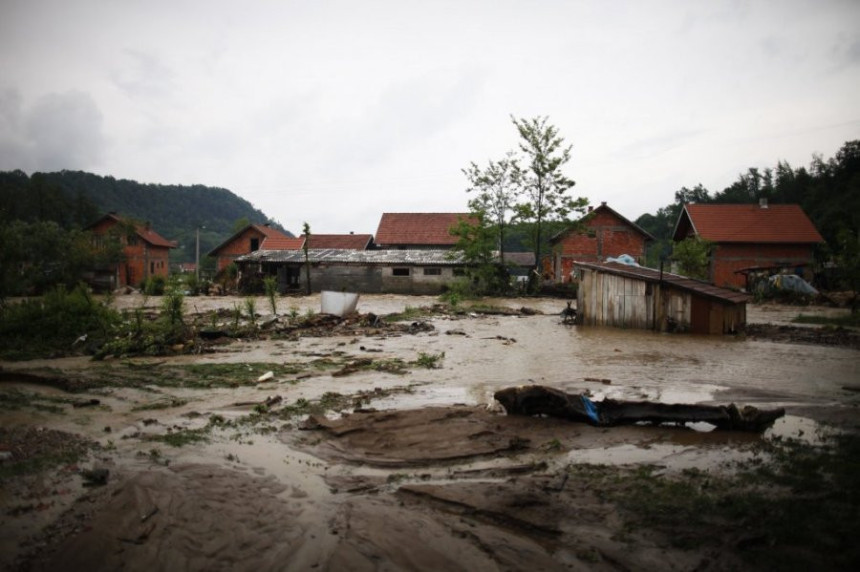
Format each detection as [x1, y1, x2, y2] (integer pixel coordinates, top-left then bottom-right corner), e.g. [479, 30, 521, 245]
[449, 212, 509, 295]
[232, 216, 251, 233]
[461, 151, 520, 266]
[511, 116, 587, 286]
[672, 237, 712, 280]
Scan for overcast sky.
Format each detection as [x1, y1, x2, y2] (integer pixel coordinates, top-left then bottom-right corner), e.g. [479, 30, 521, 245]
[2, 0, 858, 235]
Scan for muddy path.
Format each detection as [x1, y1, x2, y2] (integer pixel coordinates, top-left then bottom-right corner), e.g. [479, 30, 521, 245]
[1, 294, 858, 570]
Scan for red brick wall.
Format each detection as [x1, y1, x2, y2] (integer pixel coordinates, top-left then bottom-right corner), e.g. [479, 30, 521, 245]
[214, 228, 268, 272]
[712, 243, 815, 288]
[90, 219, 172, 287]
[551, 211, 648, 282]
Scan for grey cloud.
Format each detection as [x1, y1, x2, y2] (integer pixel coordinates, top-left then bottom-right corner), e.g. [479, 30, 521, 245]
[110, 49, 176, 98]
[328, 69, 486, 172]
[1, 90, 106, 171]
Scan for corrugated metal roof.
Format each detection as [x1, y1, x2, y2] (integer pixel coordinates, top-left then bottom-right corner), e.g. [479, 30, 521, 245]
[374, 213, 475, 246]
[574, 261, 751, 304]
[238, 248, 466, 265]
[677, 204, 823, 243]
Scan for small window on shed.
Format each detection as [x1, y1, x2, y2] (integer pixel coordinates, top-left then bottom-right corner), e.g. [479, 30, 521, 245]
[453, 268, 466, 277]
[250, 238, 260, 251]
[392, 268, 410, 277]
[423, 267, 442, 276]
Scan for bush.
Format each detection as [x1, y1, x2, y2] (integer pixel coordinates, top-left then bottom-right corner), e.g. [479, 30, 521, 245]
[0, 284, 120, 359]
[142, 275, 166, 296]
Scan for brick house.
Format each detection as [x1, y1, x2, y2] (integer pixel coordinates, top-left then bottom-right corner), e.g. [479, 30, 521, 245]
[547, 202, 654, 283]
[374, 213, 475, 249]
[208, 224, 300, 273]
[672, 202, 824, 289]
[85, 213, 176, 288]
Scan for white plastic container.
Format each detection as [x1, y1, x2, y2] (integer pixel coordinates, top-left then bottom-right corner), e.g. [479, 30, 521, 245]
[320, 290, 360, 317]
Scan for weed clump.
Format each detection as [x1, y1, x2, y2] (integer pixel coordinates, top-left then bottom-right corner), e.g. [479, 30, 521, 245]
[0, 284, 119, 360]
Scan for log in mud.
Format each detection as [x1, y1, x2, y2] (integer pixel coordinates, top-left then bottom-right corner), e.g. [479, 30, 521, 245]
[494, 385, 785, 432]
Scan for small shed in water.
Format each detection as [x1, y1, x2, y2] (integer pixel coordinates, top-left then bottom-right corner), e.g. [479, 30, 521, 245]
[574, 261, 751, 334]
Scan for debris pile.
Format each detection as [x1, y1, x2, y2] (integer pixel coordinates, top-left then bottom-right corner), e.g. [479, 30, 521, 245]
[494, 385, 785, 432]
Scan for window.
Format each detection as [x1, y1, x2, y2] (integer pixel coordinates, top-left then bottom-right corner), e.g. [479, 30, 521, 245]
[453, 268, 466, 277]
[250, 238, 260, 251]
[423, 267, 442, 276]
[392, 268, 410, 277]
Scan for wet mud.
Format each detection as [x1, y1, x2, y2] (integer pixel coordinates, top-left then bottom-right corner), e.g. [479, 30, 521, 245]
[2, 294, 858, 570]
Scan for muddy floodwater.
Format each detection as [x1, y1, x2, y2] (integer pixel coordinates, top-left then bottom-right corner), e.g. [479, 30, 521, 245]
[1, 294, 858, 571]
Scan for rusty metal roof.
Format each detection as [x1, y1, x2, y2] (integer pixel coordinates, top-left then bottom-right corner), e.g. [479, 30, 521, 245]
[574, 261, 752, 304]
[238, 248, 466, 265]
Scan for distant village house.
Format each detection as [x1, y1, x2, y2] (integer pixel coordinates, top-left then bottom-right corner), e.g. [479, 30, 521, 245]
[547, 202, 654, 282]
[85, 212, 176, 289]
[672, 201, 824, 289]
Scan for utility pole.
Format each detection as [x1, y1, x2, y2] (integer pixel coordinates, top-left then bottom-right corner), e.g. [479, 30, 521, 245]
[195, 226, 201, 281]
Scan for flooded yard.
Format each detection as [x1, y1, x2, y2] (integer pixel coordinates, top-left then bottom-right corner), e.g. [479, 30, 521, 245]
[1, 294, 858, 570]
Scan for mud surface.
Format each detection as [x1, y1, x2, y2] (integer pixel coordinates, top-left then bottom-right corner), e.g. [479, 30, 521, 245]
[2, 294, 858, 570]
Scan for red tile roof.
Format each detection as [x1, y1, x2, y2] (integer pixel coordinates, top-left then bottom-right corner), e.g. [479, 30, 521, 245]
[261, 236, 305, 250]
[306, 234, 373, 250]
[86, 213, 176, 248]
[375, 213, 475, 247]
[209, 224, 294, 255]
[676, 204, 823, 244]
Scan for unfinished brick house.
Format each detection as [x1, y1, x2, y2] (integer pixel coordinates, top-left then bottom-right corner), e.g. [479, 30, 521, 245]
[374, 213, 475, 249]
[547, 202, 654, 283]
[85, 212, 176, 288]
[208, 224, 300, 273]
[672, 201, 824, 289]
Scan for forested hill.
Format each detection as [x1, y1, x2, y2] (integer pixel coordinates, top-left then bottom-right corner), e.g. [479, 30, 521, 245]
[0, 170, 289, 264]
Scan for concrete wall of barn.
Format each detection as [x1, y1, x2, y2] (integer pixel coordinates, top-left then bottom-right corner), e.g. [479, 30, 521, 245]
[306, 265, 457, 294]
[256, 263, 459, 294]
[710, 243, 815, 289]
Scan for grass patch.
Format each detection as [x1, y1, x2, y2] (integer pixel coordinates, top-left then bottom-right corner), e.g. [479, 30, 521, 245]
[792, 313, 860, 327]
[585, 432, 860, 569]
[0, 426, 94, 478]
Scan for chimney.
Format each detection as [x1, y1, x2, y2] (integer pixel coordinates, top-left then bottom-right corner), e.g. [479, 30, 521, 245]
[601, 201, 607, 207]
[588, 206, 594, 213]
[144, 221, 151, 231]
[759, 198, 768, 209]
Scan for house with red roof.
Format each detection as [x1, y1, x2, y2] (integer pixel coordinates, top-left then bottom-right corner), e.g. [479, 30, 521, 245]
[548, 202, 654, 282]
[208, 223, 298, 273]
[85, 212, 177, 288]
[374, 213, 475, 249]
[672, 201, 824, 289]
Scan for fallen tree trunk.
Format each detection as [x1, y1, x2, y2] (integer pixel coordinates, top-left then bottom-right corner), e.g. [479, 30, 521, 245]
[494, 385, 785, 433]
